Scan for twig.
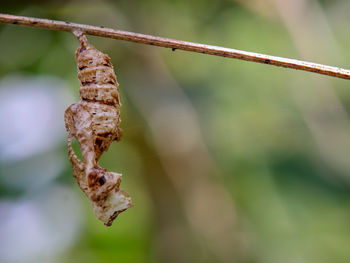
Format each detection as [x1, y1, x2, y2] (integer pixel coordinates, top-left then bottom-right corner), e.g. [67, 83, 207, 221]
[0, 13, 350, 80]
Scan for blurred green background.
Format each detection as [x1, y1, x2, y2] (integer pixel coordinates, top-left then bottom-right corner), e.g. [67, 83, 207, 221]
[1, 0, 350, 262]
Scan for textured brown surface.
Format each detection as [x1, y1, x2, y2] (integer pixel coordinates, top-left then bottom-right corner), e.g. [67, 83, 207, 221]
[65, 35, 132, 226]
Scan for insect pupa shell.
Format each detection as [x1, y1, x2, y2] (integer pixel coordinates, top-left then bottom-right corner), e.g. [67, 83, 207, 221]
[64, 35, 132, 226]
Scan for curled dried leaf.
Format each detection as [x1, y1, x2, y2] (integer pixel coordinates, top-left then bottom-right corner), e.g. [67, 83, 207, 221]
[65, 34, 132, 226]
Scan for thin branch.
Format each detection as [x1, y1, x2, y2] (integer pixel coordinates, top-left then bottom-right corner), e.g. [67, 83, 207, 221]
[0, 13, 350, 80]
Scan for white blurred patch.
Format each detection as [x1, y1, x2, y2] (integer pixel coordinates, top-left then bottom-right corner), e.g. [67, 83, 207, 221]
[0, 74, 74, 162]
[0, 184, 82, 263]
[0, 74, 74, 190]
[0, 151, 65, 191]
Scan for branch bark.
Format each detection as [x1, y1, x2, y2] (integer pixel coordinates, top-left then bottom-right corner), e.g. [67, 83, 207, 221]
[0, 13, 350, 80]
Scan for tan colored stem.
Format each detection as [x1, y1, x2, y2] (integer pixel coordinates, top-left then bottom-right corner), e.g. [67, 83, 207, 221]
[0, 12, 350, 80]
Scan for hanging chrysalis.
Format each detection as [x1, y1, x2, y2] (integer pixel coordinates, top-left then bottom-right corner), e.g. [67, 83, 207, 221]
[64, 32, 132, 226]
